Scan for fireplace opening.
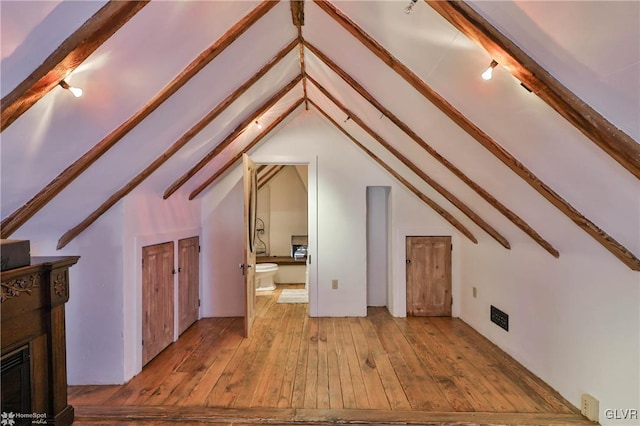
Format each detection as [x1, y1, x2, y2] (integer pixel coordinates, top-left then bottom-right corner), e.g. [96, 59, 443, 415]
[1, 345, 31, 417]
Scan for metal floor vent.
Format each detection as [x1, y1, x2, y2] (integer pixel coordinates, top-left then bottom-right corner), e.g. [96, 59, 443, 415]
[490, 305, 509, 331]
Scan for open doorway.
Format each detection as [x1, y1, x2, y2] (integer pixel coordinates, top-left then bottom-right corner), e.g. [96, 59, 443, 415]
[366, 186, 390, 309]
[255, 164, 309, 305]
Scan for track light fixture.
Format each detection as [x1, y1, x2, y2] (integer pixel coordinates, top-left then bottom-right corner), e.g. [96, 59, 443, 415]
[481, 60, 498, 80]
[404, 0, 418, 15]
[59, 80, 83, 97]
[255, 120, 263, 130]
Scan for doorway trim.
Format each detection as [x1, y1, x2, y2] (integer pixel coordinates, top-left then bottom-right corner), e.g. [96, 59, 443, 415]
[250, 154, 318, 317]
[124, 227, 201, 382]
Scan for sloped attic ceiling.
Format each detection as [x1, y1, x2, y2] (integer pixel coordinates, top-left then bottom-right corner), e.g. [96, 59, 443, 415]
[1, 1, 638, 270]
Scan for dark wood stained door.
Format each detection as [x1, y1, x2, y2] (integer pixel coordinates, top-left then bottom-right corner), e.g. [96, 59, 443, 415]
[178, 236, 199, 336]
[406, 236, 452, 316]
[142, 241, 175, 366]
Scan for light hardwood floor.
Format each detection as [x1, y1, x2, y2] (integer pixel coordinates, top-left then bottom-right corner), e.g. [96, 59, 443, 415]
[69, 286, 591, 425]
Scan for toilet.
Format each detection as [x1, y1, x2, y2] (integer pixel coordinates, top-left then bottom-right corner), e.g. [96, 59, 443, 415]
[255, 263, 278, 291]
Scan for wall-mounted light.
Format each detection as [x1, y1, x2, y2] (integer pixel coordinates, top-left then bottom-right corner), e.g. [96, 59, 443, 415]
[59, 80, 83, 97]
[255, 120, 263, 130]
[481, 60, 498, 81]
[404, 0, 418, 15]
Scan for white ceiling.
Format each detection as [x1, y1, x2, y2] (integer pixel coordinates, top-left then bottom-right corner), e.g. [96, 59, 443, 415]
[1, 0, 638, 258]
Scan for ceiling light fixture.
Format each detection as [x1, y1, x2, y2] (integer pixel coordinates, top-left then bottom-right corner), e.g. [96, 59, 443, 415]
[255, 120, 263, 130]
[404, 0, 418, 15]
[59, 80, 83, 97]
[481, 60, 498, 81]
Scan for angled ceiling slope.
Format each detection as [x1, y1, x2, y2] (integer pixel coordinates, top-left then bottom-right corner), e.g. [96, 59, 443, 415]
[0, 1, 150, 131]
[426, 0, 640, 180]
[1, 0, 638, 272]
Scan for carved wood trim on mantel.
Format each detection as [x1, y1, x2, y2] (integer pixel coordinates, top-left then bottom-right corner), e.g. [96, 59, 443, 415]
[1, 273, 41, 303]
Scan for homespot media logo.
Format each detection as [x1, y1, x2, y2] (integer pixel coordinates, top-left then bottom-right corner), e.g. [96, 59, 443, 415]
[1, 412, 47, 425]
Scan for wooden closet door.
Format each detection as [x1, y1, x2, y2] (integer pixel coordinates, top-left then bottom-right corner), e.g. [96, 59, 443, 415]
[406, 236, 452, 316]
[178, 236, 199, 335]
[142, 242, 175, 366]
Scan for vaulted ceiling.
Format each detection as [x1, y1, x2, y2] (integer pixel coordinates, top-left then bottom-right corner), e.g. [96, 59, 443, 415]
[1, 1, 638, 270]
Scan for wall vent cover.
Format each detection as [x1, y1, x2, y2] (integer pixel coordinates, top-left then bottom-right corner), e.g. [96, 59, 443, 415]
[490, 305, 509, 331]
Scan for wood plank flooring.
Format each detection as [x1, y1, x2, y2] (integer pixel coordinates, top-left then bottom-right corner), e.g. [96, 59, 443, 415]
[69, 286, 591, 425]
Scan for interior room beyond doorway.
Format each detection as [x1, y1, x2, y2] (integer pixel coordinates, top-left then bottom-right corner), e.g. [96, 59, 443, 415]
[255, 164, 309, 301]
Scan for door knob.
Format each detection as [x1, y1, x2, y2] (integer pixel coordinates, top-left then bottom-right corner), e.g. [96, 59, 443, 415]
[406, 259, 411, 265]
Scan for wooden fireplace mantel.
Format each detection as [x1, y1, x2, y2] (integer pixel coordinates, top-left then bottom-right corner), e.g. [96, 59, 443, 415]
[1, 256, 80, 426]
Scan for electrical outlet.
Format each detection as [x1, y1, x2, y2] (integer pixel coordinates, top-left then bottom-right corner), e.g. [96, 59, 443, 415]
[331, 279, 338, 289]
[473, 287, 477, 298]
[581, 394, 599, 422]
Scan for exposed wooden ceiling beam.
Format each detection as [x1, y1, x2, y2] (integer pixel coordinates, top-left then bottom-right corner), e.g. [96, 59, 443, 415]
[0, 1, 150, 132]
[190, 99, 305, 200]
[164, 75, 303, 199]
[290, 0, 309, 110]
[0, 0, 278, 240]
[308, 77, 506, 248]
[55, 41, 296, 250]
[426, 0, 640, 180]
[305, 41, 558, 258]
[314, 0, 640, 271]
[291, 0, 305, 26]
[309, 99, 477, 244]
[258, 165, 286, 190]
[258, 165, 279, 181]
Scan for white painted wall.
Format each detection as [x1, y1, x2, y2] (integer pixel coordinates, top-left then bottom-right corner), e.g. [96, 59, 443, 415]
[201, 110, 461, 318]
[459, 221, 639, 424]
[265, 166, 308, 256]
[201, 174, 245, 318]
[64, 204, 125, 385]
[121, 184, 202, 381]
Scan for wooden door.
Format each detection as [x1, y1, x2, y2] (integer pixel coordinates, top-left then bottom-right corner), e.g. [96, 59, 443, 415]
[406, 236, 452, 316]
[142, 241, 175, 366]
[178, 236, 199, 335]
[242, 154, 257, 337]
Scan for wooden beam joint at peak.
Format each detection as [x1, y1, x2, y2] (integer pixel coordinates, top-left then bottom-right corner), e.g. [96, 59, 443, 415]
[424, 0, 640, 180]
[291, 0, 308, 109]
[290, 0, 305, 27]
